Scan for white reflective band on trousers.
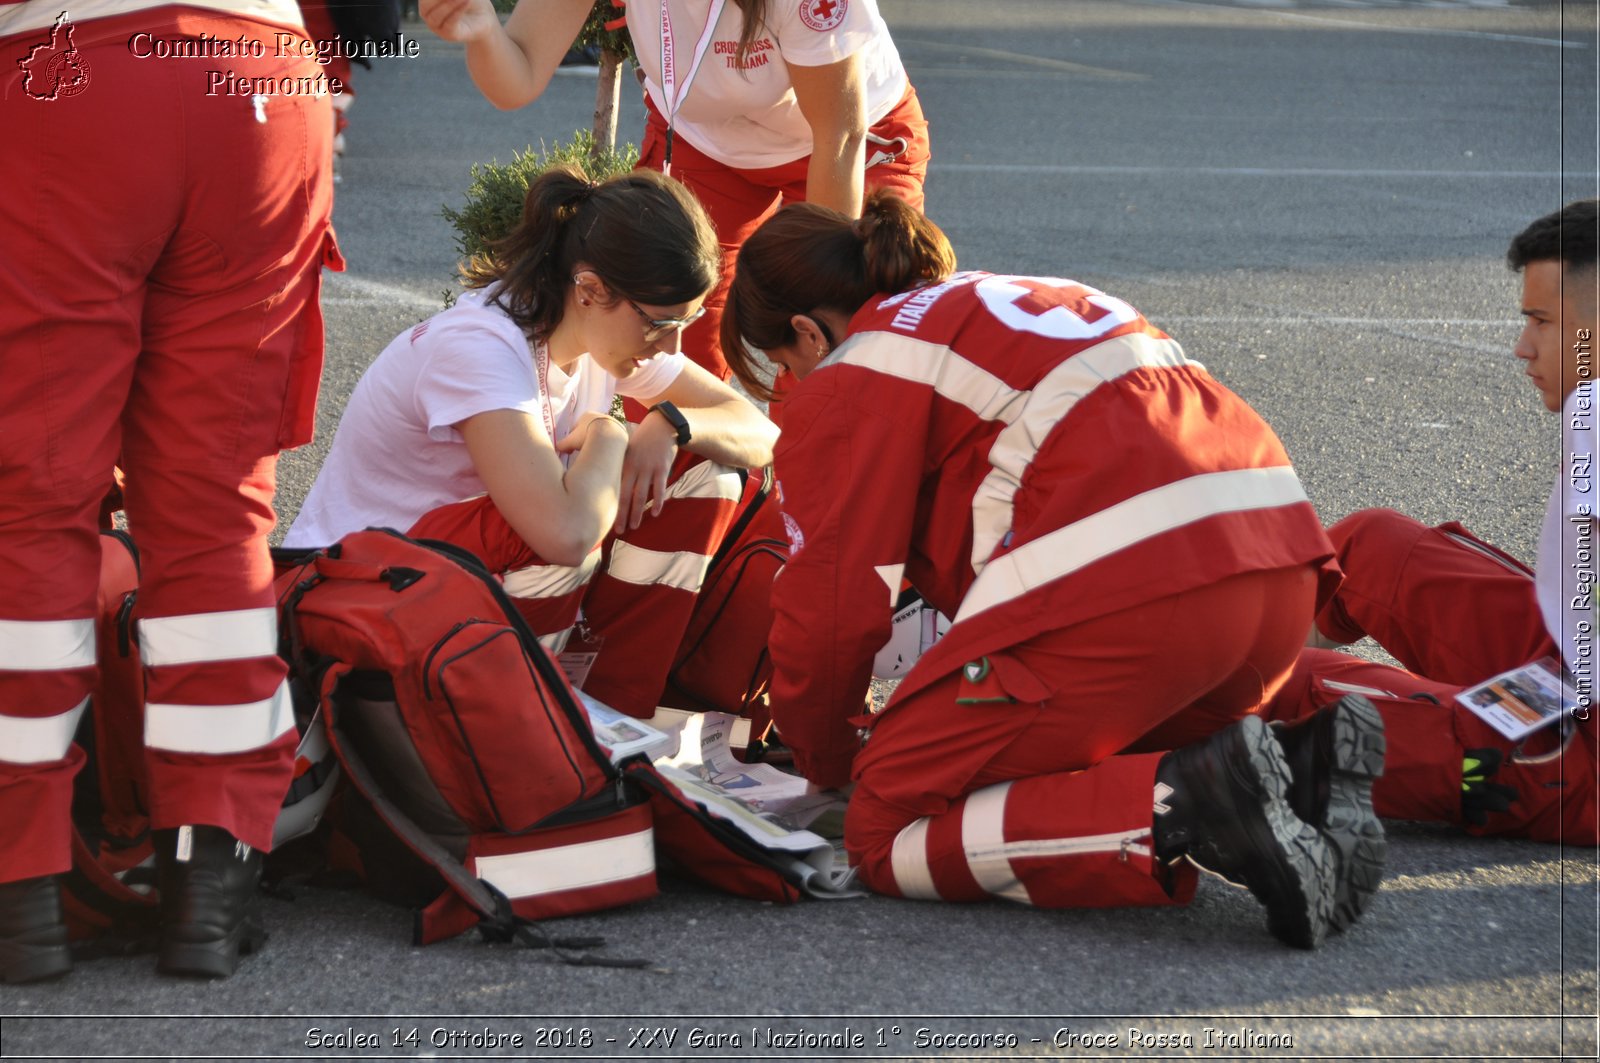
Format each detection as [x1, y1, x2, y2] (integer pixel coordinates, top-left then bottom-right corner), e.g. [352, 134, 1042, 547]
[954, 466, 1310, 625]
[668, 461, 745, 503]
[138, 606, 278, 667]
[472, 827, 656, 899]
[0, 617, 96, 671]
[890, 781, 1154, 904]
[0, 696, 89, 765]
[502, 549, 602, 601]
[971, 332, 1194, 574]
[607, 542, 713, 592]
[145, 676, 296, 755]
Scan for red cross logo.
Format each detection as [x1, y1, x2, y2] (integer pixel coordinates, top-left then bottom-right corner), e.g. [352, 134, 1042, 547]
[799, 0, 847, 31]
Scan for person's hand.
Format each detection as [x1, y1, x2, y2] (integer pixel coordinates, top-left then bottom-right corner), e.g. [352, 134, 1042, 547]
[615, 411, 679, 532]
[555, 411, 625, 456]
[1461, 747, 1518, 827]
[420, 0, 501, 43]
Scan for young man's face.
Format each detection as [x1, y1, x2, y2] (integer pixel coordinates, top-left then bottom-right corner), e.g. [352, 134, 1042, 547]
[1515, 259, 1598, 412]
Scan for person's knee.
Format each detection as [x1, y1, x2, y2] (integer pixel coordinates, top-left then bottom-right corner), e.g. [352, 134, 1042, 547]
[1328, 507, 1419, 559]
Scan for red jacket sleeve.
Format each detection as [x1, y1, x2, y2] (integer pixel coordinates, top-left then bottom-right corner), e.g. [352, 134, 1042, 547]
[766, 365, 923, 788]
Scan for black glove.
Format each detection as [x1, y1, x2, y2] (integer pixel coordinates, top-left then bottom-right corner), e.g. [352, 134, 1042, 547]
[1461, 747, 1518, 827]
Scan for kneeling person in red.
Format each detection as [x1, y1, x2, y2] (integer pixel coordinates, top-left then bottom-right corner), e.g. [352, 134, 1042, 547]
[721, 195, 1386, 948]
[284, 168, 778, 718]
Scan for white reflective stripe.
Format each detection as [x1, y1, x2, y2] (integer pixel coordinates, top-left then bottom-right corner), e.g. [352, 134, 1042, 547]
[965, 827, 1154, 865]
[502, 551, 601, 600]
[830, 333, 1028, 425]
[668, 461, 744, 503]
[889, 816, 940, 900]
[0, 618, 96, 671]
[0, 697, 88, 764]
[971, 333, 1192, 573]
[1442, 530, 1533, 578]
[955, 466, 1309, 624]
[607, 541, 712, 592]
[960, 782, 1030, 903]
[145, 677, 295, 754]
[538, 627, 574, 656]
[1322, 679, 1399, 700]
[139, 607, 277, 667]
[473, 827, 655, 899]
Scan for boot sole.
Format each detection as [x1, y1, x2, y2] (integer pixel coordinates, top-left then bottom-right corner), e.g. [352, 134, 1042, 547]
[1233, 717, 1337, 950]
[158, 919, 265, 979]
[1320, 695, 1388, 933]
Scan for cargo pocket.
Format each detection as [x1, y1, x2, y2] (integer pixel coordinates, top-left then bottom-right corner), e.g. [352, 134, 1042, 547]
[425, 621, 602, 833]
[277, 228, 345, 449]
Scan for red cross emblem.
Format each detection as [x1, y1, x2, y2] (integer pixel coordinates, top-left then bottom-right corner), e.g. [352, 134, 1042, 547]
[799, 0, 847, 32]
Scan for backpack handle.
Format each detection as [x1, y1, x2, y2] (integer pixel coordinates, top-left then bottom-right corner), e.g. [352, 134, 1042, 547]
[312, 554, 426, 591]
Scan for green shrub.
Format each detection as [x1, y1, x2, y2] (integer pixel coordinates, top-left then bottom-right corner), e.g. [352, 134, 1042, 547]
[440, 131, 640, 260]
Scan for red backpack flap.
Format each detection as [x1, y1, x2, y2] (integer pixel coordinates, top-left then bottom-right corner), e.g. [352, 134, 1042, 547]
[623, 761, 803, 904]
[284, 529, 617, 833]
[664, 467, 788, 718]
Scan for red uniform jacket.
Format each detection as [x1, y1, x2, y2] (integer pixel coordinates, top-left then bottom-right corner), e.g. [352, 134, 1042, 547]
[769, 272, 1338, 786]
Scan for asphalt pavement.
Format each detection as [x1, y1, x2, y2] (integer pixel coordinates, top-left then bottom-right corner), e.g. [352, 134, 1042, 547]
[3, 1, 1599, 1060]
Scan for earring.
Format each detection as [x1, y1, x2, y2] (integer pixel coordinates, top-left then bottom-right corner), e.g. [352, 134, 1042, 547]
[580, 298, 591, 307]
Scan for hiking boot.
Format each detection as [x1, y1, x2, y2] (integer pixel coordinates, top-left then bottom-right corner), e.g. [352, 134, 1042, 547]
[1154, 716, 1335, 949]
[154, 826, 266, 979]
[0, 875, 72, 984]
[1270, 695, 1387, 933]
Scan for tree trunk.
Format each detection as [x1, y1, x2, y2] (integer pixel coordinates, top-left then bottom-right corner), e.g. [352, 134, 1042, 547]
[591, 46, 622, 158]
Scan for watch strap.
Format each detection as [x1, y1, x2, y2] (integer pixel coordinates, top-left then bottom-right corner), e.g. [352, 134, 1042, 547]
[649, 401, 692, 446]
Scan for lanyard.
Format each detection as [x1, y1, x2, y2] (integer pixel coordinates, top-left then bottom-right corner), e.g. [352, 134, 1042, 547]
[658, 0, 726, 176]
[533, 339, 558, 445]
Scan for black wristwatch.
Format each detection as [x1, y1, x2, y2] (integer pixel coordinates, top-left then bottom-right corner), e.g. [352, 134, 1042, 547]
[649, 401, 692, 446]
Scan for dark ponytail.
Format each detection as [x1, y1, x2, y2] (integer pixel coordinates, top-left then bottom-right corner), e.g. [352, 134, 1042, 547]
[721, 191, 955, 400]
[459, 165, 719, 342]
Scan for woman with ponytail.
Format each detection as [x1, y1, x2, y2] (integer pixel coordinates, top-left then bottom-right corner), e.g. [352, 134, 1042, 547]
[286, 166, 777, 717]
[420, 0, 928, 384]
[721, 193, 1386, 949]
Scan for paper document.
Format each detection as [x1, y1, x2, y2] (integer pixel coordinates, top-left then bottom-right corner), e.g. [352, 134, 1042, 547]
[1456, 657, 1580, 742]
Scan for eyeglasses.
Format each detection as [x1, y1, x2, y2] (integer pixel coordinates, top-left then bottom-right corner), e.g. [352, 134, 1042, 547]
[627, 299, 705, 342]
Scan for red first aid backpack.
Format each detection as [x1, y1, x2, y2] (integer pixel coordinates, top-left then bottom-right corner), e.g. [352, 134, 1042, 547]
[274, 529, 658, 951]
[663, 467, 788, 732]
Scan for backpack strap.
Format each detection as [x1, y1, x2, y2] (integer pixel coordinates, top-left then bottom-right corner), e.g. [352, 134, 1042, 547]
[318, 664, 644, 965]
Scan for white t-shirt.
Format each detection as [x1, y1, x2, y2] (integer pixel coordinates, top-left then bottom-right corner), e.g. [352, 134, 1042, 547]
[1537, 380, 1598, 678]
[631, 0, 909, 169]
[284, 287, 686, 548]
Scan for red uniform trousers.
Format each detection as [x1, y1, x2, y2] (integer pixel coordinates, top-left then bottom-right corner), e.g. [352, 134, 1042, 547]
[845, 565, 1318, 909]
[0, 8, 337, 881]
[406, 454, 745, 717]
[634, 86, 930, 385]
[1260, 508, 1597, 844]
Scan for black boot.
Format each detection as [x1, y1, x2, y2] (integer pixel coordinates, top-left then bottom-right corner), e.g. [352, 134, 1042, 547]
[1270, 694, 1387, 933]
[154, 826, 266, 978]
[0, 875, 72, 984]
[1154, 716, 1335, 949]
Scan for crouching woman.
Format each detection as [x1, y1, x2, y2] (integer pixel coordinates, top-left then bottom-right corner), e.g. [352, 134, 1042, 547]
[720, 194, 1385, 948]
[286, 167, 777, 717]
